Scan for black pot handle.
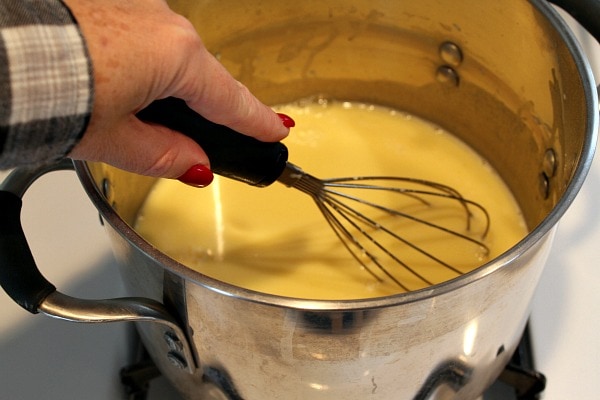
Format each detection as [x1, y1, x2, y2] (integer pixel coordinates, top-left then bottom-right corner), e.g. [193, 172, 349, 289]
[0, 191, 54, 312]
[548, 0, 600, 42]
[0, 160, 196, 373]
[0, 161, 73, 312]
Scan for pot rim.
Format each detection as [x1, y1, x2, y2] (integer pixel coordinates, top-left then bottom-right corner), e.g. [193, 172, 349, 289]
[74, 0, 598, 311]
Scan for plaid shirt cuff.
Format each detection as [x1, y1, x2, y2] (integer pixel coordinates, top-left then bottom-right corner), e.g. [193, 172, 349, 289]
[0, 0, 93, 168]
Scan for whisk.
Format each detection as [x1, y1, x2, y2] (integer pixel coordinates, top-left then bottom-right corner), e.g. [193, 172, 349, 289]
[138, 98, 490, 291]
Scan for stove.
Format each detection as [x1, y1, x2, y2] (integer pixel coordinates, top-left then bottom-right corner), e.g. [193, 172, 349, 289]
[0, 14, 598, 400]
[120, 325, 546, 400]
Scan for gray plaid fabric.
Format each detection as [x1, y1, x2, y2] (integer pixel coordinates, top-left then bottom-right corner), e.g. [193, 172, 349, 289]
[0, 0, 92, 168]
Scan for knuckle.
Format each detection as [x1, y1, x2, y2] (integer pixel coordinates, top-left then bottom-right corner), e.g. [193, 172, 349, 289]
[140, 148, 181, 178]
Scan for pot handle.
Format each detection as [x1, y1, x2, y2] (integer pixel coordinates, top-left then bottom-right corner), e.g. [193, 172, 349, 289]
[548, 0, 600, 42]
[0, 160, 195, 374]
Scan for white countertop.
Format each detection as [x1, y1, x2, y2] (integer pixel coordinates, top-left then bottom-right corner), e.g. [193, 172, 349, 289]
[0, 14, 598, 400]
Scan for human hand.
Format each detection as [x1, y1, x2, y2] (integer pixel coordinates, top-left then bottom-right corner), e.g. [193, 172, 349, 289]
[65, 0, 291, 184]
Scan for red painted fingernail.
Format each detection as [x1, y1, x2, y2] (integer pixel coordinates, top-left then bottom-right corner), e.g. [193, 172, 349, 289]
[277, 113, 295, 128]
[178, 164, 214, 188]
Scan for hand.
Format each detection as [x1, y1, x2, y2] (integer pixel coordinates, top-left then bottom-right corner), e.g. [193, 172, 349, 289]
[65, 0, 290, 180]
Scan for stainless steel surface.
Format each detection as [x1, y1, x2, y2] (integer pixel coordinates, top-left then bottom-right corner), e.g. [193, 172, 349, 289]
[0, 0, 598, 399]
[75, 0, 597, 398]
[0, 162, 597, 399]
[39, 291, 195, 374]
[530, 8, 600, 397]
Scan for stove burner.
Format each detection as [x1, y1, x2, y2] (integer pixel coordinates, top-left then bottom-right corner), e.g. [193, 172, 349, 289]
[120, 346, 161, 400]
[493, 325, 546, 399]
[120, 325, 546, 400]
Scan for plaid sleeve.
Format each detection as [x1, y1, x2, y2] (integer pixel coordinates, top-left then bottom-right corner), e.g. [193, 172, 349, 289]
[0, 0, 93, 168]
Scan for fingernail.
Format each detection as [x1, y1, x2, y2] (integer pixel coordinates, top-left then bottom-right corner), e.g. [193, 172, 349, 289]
[178, 164, 214, 188]
[277, 113, 295, 128]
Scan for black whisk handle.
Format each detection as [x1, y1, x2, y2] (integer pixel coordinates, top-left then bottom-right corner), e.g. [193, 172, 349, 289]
[137, 97, 289, 187]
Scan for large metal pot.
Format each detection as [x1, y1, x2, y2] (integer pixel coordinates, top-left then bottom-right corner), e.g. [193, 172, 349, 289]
[0, 0, 598, 399]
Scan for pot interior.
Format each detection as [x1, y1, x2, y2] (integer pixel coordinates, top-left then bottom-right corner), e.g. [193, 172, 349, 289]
[81, 0, 596, 291]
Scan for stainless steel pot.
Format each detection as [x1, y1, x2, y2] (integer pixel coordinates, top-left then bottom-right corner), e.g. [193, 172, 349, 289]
[0, 1, 598, 399]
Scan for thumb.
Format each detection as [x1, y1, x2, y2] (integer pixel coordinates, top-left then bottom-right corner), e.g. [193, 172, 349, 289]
[70, 116, 210, 179]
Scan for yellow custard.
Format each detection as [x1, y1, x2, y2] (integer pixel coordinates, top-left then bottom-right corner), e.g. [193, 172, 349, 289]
[135, 100, 527, 299]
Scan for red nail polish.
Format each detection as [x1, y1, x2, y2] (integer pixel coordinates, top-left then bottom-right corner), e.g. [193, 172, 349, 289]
[277, 113, 295, 128]
[178, 164, 214, 188]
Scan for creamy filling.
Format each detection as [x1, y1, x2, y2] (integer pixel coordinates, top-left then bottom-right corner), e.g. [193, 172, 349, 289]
[135, 100, 527, 299]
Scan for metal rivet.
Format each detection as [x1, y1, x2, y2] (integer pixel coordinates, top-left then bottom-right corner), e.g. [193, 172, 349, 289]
[101, 178, 111, 199]
[439, 42, 463, 67]
[542, 148, 557, 178]
[436, 66, 460, 87]
[167, 351, 188, 370]
[164, 331, 184, 352]
[539, 173, 550, 200]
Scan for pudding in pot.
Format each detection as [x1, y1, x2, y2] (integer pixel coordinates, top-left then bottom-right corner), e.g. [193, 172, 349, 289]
[135, 99, 527, 299]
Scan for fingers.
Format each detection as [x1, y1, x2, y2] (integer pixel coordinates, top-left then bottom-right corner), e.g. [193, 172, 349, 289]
[65, 0, 293, 182]
[70, 116, 209, 179]
[180, 51, 291, 143]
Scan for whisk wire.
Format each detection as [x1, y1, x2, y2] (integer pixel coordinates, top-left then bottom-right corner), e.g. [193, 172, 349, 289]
[313, 200, 407, 288]
[320, 197, 429, 291]
[324, 192, 459, 280]
[324, 177, 490, 237]
[278, 163, 491, 291]
[323, 183, 491, 255]
[278, 165, 410, 288]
